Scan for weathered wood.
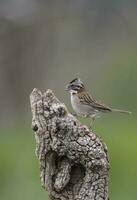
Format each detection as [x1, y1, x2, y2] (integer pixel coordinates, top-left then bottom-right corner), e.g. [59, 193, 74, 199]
[30, 88, 109, 200]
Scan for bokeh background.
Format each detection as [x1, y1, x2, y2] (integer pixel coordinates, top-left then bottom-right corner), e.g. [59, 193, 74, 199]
[0, 1, 137, 200]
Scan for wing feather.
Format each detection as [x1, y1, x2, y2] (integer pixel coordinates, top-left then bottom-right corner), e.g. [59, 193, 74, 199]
[79, 92, 111, 112]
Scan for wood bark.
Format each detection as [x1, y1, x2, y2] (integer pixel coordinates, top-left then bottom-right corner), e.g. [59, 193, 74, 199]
[30, 88, 109, 200]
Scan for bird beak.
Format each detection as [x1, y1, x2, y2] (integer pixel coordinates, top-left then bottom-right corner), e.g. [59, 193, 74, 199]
[65, 84, 69, 91]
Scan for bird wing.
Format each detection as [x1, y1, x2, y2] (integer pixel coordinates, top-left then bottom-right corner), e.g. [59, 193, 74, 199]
[79, 93, 112, 112]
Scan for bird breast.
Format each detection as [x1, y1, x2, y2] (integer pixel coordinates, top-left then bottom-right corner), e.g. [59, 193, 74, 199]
[70, 94, 98, 117]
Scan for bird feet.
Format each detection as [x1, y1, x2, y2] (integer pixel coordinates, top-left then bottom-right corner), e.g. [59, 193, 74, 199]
[89, 118, 95, 130]
[71, 112, 78, 117]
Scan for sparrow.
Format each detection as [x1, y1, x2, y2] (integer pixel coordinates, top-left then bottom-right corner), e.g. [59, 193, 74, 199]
[66, 78, 131, 124]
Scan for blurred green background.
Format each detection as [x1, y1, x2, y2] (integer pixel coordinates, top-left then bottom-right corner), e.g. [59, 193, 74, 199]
[0, 1, 137, 200]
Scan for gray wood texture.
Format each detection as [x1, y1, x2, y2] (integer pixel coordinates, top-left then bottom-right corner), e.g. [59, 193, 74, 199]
[30, 88, 109, 200]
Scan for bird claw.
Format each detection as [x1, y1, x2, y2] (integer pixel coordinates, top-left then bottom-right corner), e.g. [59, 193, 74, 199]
[71, 112, 78, 117]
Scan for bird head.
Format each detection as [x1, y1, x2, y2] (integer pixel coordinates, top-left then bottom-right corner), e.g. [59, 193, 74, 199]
[66, 78, 85, 94]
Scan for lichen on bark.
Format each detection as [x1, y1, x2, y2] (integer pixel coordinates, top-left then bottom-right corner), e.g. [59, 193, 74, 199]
[30, 88, 109, 200]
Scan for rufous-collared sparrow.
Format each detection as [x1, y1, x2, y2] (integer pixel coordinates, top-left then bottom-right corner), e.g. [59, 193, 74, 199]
[66, 78, 131, 124]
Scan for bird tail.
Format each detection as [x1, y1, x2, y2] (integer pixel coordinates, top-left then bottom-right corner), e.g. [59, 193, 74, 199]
[111, 108, 131, 114]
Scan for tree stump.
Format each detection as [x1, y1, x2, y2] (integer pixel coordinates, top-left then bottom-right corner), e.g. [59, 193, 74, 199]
[30, 88, 109, 200]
